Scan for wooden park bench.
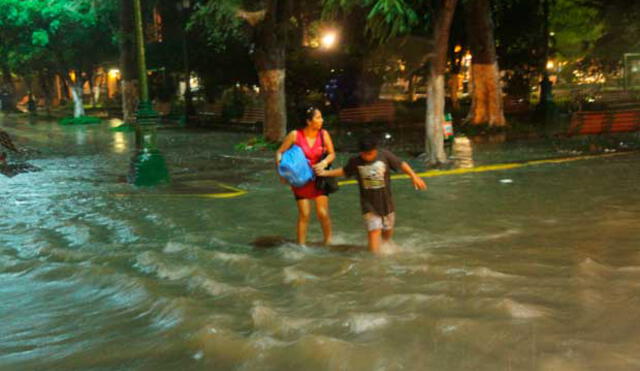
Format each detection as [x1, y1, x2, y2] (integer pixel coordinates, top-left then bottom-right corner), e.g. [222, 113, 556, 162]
[567, 109, 640, 136]
[338, 100, 396, 124]
[231, 105, 264, 125]
[591, 90, 640, 110]
[503, 96, 530, 114]
[193, 103, 263, 133]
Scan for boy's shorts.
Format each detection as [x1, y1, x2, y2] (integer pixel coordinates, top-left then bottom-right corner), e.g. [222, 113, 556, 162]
[363, 212, 395, 232]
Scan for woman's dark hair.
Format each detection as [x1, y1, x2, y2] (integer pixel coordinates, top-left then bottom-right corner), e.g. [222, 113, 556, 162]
[304, 106, 319, 122]
[358, 134, 378, 152]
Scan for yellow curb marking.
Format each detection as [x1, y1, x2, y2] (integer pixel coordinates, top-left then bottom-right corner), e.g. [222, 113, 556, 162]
[114, 151, 637, 197]
[337, 150, 639, 186]
[113, 181, 248, 199]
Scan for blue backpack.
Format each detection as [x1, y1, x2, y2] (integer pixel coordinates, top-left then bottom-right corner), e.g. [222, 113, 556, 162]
[278, 145, 314, 187]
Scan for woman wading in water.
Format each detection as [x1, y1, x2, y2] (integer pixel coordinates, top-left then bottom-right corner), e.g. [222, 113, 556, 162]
[275, 107, 335, 246]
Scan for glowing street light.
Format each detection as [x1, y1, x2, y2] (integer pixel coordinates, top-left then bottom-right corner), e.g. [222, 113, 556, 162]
[321, 31, 338, 49]
[546, 60, 555, 70]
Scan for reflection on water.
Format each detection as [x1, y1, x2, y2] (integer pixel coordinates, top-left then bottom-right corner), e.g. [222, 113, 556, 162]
[74, 128, 87, 145]
[1, 118, 640, 369]
[112, 132, 128, 154]
[452, 136, 474, 168]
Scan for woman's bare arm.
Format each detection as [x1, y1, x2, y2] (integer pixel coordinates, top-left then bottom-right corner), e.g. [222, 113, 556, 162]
[316, 167, 345, 177]
[275, 131, 296, 167]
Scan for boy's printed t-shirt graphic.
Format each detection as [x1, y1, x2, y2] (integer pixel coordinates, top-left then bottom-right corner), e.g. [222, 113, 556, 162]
[344, 150, 403, 217]
[358, 161, 387, 189]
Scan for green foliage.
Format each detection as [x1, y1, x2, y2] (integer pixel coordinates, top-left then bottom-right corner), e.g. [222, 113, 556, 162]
[551, 0, 603, 59]
[111, 123, 136, 132]
[0, 0, 118, 81]
[323, 0, 428, 42]
[366, 0, 419, 40]
[191, 0, 247, 51]
[31, 29, 48, 46]
[590, 0, 640, 59]
[235, 136, 280, 151]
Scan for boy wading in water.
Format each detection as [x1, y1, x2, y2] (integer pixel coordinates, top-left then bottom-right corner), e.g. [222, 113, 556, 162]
[315, 135, 427, 254]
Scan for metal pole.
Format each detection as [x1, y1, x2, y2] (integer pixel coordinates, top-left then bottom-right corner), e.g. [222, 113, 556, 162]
[128, 0, 170, 186]
[181, 3, 194, 122]
[133, 0, 149, 102]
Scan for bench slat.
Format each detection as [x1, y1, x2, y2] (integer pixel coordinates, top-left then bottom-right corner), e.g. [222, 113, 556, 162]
[569, 109, 640, 136]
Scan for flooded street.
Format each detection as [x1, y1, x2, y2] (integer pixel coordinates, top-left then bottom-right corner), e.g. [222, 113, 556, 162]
[1, 117, 640, 370]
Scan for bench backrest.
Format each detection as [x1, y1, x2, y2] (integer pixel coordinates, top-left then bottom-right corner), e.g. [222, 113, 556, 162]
[569, 109, 640, 135]
[597, 90, 635, 102]
[339, 101, 396, 123]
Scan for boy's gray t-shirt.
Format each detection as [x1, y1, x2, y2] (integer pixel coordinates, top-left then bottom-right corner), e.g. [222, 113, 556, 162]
[343, 149, 403, 216]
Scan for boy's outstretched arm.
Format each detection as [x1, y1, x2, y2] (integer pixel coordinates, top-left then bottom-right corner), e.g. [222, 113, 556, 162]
[400, 162, 427, 190]
[316, 167, 345, 177]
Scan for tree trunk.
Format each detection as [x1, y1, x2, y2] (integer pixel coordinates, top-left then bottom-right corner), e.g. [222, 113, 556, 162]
[120, 0, 139, 123]
[426, 73, 447, 163]
[1, 64, 18, 112]
[39, 72, 53, 116]
[408, 74, 417, 102]
[71, 82, 85, 118]
[258, 69, 286, 141]
[121, 80, 139, 123]
[60, 75, 71, 103]
[251, 0, 290, 142]
[449, 73, 460, 111]
[465, 0, 505, 126]
[424, 0, 458, 165]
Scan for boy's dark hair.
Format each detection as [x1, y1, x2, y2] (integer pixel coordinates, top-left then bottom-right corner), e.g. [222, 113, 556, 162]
[358, 134, 378, 152]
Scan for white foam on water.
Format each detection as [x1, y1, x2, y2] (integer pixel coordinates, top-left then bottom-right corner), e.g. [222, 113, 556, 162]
[499, 298, 549, 319]
[188, 275, 236, 297]
[278, 245, 311, 261]
[163, 241, 190, 253]
[389, 264, 431, 275]
[55, 223, 91, 247]
[578, 257, 614, 279]
[374, 293, 433, 310]
[378, 240, 400, 256]
[329, 263, 355, 278]
[445, 229, 523, 247]
[192, 350, 204, 360]
[248, 334, 289, 350]
[347, 313, 391, 334]
[135, 251, 194, 280]
[196, 327, 256, 366]
[617, 265, 640, 274]
[212, 251, 251, 263]
[129, 296, 187, 332]
[40, 247, 90, 261]
[470, 267, 518, 279]
[251, 303, 302, 337]
[283, 266, 319, 286]
[250, 302, 337, 338]
[208, 236, 233, 248]
[155, 264, 195, 281]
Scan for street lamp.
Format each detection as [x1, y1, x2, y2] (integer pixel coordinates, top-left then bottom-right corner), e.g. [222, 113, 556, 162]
[321, 31, 338, 49]
[177, 0, 195, 123]
[129, 0, 170, 186]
